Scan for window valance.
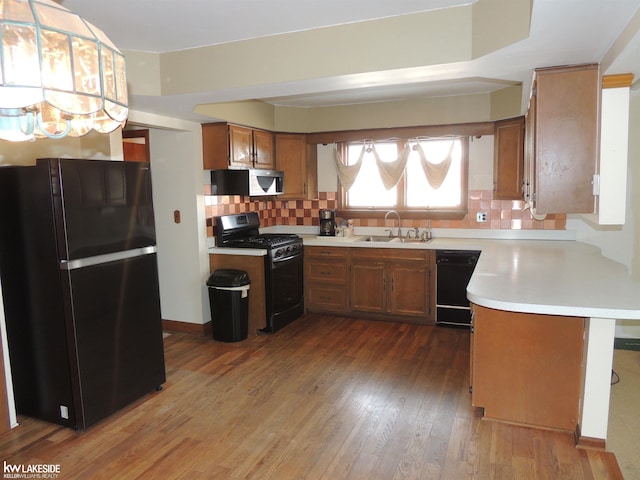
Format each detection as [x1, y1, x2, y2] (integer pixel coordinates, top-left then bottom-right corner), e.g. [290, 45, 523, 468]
[335, 140, 455, 192]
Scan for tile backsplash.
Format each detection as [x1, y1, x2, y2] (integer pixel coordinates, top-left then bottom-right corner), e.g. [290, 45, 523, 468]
[204, 187, 566, 238]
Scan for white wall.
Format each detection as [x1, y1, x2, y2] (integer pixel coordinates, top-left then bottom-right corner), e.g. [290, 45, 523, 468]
[127, 111, 210, 326]
[469, 135, 494, 190]
[567, 91, 640, 338]
[317, 144, 338, 192]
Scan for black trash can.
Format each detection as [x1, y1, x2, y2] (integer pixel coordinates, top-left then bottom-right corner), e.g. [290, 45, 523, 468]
[206, 269, 250, 342]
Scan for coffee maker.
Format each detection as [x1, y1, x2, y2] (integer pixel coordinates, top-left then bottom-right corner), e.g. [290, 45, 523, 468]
[319, 209, 336, 236]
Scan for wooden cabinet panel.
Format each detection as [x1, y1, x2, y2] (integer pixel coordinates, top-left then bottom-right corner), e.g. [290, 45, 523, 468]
[275, 133, 318, 200]
[350, 248, 433, 322]
[229, 125, 254, 168]
[202, 123, 230, 170]
[304, 246, 433, 322]
[202, 123, 274, 170]
[494, 116, 524, 200]
[304, 246, 349, 313]
[350, 261, 386, 313]
[388, 262, 429, 317]
[307, 285, 349, 312]
[307, 259, 347, 283]
[526, 64, 600, 215]
[252, 129, 275, 169]
[470, 304, 584, 432]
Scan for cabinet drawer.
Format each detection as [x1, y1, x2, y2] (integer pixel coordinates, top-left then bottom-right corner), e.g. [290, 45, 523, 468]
[307, 260, 347, 283]
[307, 285, 349, 312]
[351, 247, 428, 262]
[305, 246, 347, 258]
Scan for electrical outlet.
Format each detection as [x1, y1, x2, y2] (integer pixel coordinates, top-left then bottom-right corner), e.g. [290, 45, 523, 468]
[476, 212, 488, 223]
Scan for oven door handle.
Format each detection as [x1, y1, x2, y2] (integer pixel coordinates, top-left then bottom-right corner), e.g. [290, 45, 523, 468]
[272, 252, 302, 264]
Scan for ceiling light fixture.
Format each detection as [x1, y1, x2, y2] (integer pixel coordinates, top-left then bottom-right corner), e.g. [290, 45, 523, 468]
[0, 0, 128, 142]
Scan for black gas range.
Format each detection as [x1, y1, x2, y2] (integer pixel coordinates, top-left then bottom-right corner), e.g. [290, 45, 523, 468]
[215, 212, 304, 333]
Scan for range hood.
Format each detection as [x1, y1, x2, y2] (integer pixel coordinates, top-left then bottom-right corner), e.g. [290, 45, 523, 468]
[210, 169, 284, 196]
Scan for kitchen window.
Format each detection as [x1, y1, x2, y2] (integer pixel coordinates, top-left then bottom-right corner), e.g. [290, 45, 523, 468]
[337, 137, 469, 218]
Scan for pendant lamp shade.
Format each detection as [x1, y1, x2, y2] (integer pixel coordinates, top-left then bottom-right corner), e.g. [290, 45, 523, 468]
[0, 0, 128, 141]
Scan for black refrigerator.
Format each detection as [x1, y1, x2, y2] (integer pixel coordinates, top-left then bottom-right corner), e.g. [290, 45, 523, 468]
[0, 158, 166, 430]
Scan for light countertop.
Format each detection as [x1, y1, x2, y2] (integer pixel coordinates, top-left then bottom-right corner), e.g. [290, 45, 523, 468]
[209, 233, 640, 320]
[299, 234, 640, 320]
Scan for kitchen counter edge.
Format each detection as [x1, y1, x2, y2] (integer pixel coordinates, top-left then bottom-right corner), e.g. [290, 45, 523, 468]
[302, 235, 640, 320]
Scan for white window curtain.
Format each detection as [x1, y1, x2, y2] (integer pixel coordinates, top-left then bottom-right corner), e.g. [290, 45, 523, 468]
[334, 140, 455, 191]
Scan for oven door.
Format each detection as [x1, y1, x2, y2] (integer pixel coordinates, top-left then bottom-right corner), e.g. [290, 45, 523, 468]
[266, 251, 304, 332]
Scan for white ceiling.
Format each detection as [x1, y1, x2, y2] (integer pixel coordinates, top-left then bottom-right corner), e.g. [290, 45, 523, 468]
[58, 0, 640, 121]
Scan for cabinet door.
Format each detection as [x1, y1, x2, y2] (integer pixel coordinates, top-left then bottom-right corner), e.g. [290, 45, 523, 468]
[388, 262, 430, 319]
[350, 261, 385, 313]
[533, 64, 599, 214]
[202, 123, 230, 170]
[253, 129, 274, 169]
[229, 125, 254, 168]
[276, 133, 308, 199]
[471, 305, 584, 432]
[494, 116, 524, 200]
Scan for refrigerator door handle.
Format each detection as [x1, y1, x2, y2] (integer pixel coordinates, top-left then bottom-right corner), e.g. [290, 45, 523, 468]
[60, 246, 157, 270]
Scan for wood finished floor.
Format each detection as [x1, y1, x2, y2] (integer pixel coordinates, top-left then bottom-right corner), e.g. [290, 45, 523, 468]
[0, 314, 623, 479]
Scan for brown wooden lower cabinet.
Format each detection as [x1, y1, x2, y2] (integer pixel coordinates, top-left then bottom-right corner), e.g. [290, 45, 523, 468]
[305, 247, 349, 313]
[470, 304, 585, 432]
[305, 246, 434, 324]
[209, 254, 267, 336]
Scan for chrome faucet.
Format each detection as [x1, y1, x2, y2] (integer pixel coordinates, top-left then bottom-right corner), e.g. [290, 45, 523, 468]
[384, 210, 401, 237]
[422, 220, 433, 241]
[406, 227, 419, 239]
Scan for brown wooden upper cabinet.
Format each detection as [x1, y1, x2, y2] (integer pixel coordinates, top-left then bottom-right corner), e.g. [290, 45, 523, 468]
[523, 64, 600, 215]
[493, 116, 524, 200]
[202, 123, 274, 170]
[275, 133, 318, 200]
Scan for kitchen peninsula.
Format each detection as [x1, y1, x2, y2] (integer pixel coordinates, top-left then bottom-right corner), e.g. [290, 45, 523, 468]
[275, 233, 640, 448]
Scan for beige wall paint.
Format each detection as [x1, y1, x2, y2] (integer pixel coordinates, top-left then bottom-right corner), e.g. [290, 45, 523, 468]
[157, 7, 473, 96]
[275, 93, 494, 132]
[200, 91, 503, 134]
[125, 0, 529, 103]
[490, 84, 524, 120]
[195, 100, 276, 131]
[472, 0, 531, 58]
[123, 51, 162, 97]
[0, 130, 122, 166]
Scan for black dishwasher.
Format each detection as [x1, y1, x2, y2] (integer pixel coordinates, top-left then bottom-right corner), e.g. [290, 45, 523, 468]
[436, 250, 480, 327]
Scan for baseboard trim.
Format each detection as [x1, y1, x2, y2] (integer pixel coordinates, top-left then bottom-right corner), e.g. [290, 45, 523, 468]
[162, 319, 212, 337]
[575, 425, 606, 450]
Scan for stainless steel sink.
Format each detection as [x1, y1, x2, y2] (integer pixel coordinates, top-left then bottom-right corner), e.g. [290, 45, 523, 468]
[357, 235, 433, 243]
[399, 238, 433, 244]
[358, 235, 400, 243]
